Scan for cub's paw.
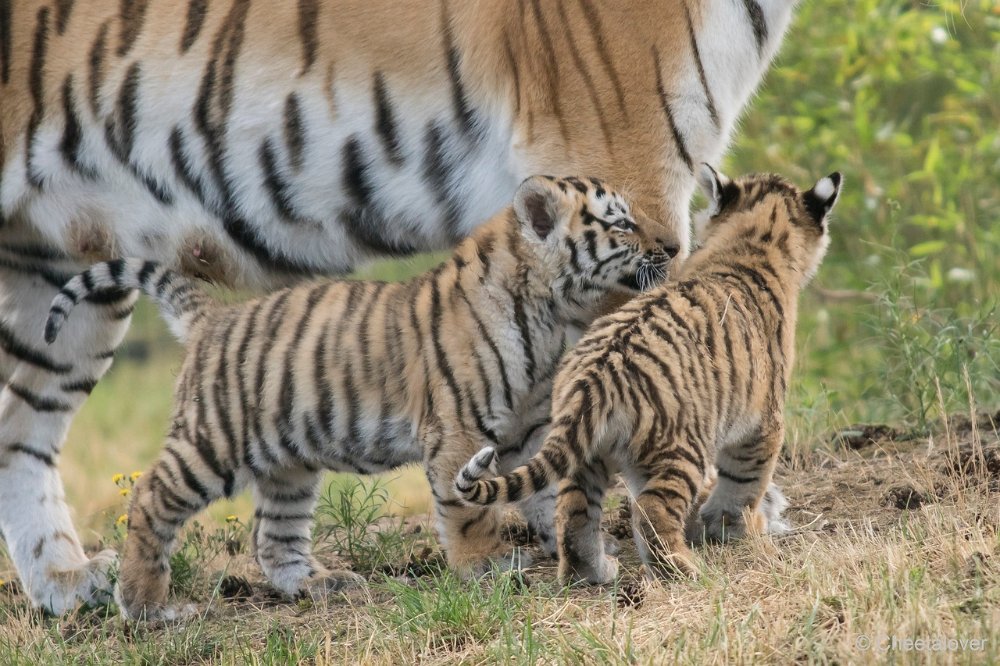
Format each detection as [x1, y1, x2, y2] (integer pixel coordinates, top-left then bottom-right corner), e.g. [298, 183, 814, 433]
[640, 548, 698, 581]
[560, 554, 620, 586]
[301, 569, 367, 599]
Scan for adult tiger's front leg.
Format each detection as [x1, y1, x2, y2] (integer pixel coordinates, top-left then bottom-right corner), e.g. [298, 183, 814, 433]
[0, 248, 136, 614]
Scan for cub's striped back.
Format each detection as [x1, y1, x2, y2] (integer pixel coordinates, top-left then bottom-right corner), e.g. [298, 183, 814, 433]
[457, 166, 842, 584]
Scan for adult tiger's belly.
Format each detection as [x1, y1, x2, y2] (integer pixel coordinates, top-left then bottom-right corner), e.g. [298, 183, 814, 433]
[0, 0, 520, 289]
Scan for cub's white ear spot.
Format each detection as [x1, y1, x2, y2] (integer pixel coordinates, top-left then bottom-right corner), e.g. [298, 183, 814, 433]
[814, 177, 835, 200]
[695, 164, 719, 199]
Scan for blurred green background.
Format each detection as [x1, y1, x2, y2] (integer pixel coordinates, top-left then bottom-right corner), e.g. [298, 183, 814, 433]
[55, 0, 1000, 539]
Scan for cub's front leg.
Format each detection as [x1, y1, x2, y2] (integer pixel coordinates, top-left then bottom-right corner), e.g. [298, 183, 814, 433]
[251, 467, 365, 598]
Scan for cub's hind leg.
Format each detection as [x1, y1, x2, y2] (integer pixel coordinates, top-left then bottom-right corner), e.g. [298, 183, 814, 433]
[251, 468, 364, 598]
[556, 458, 617, 585]
[700, 426, 784, 543]
[118, 435, 240, 621]
[0, 251, 136, 614]
[629, 456, 703, 579]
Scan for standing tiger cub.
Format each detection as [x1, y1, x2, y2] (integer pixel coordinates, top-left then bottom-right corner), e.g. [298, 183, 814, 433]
[457, 167, 841, 584]
[43, 176, 671, 619]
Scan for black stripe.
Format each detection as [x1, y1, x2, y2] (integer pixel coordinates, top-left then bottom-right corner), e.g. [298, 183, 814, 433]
[0, 321, 72, 373]
[455, 284, 513, 409]
[421, 123, 462, 241]
[717, 468, 758, 485]
[342, 137, 372, 207]
[26, 6, 51, 188]
[429, 277, 466, 421]
[7, 443, 54, 466]
[527, 459, 548, 492]
[60, 378, 98, 394]
[510, 287, 536, 384]
[117, 0, 149, 57]
[59, 75, 90, 176]
[576, 0, 626, 116]
[88, 21, 110, 115]
[260, 138, 308, 224]
[526, 0, 569, 142]
[441, 3, 475, 136]
[180, 0, 208, 53]
[297, 0, 319, 75]
[652, 46, 693, 172]
[555, 0, 612, 146]
[54, 0, 73, 34]
[169, 126, 210, 204]
[223, 214, 319, 274]
[283, 94, 306, 172]
[502, 32, 521, 114]
[0, 0, 10, 84]
[682, 2, 720, 129]
[373, 73, 403, 165]
[741, 0, 768, 53]
[104, 62, 142, 164]
[164, 447, 213, 504]
[195, 0, 250, 212]
[7, 383, 70, 412]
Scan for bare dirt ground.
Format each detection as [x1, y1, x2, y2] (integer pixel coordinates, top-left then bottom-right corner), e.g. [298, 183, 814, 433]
[1, 414, 998, 664]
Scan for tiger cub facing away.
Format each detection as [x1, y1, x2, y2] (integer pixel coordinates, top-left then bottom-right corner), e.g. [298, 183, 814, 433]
[43, 176, 671, 619]
[456, 167, 842, 584]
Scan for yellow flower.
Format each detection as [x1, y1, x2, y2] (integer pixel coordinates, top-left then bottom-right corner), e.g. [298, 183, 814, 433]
[116, 514, 128, 526]
[119, 488, 130, 497]
[130, 471, 143, 482]
[112, 473, 125, 484]
[225, 515, 238, 523]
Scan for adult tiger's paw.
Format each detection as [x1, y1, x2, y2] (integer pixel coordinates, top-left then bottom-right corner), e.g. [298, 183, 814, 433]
[31, 548, 118, 615]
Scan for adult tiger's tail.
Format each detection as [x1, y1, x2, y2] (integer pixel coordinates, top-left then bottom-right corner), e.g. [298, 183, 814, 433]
[44, 259, 212, 345]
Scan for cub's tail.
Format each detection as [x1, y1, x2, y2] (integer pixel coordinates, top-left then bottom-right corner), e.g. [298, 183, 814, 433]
[455, 440, 574, 507]
[45, 259, 211, 345]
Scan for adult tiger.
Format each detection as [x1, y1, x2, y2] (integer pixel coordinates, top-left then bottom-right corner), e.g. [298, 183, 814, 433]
[0, 0, 798, 613]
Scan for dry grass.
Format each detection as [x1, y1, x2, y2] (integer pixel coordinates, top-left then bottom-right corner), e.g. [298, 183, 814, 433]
[1, 411, 997, 664]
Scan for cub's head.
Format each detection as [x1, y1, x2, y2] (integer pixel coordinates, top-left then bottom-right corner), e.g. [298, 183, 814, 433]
[693, 165, 842, 283]
[511, 175, 677, 316]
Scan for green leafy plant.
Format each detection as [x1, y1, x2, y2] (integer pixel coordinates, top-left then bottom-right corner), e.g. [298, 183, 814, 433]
[313, 476, 411, 574]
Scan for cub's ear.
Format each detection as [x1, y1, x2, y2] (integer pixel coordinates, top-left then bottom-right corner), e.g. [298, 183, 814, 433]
[804, 172, 843, 226]
[696, 164, 734, 216]
[514, 176, 563, 240]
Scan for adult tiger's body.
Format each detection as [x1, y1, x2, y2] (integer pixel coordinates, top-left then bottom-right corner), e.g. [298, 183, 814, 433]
[0, 0, 798, 613]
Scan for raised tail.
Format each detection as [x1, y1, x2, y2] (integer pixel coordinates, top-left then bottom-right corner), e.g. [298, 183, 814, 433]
[455, 433, 581, 507]
[456, 376, 614, 506]
[45, 258, 211, 344]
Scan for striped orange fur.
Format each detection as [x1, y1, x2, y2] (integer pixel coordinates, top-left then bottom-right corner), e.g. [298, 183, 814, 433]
[45, 175, 671, 619]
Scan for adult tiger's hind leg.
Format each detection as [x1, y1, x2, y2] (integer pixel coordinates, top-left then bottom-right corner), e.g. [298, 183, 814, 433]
[251, 468, 365, 599]
[0, 254, 137, 615]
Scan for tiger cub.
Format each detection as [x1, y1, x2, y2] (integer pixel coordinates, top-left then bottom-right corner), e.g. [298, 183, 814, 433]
[456, 166, 841, 583]
[43, 175, 671, 619]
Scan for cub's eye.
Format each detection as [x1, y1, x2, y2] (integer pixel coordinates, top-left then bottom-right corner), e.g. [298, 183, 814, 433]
[612, 218, 636, 233]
